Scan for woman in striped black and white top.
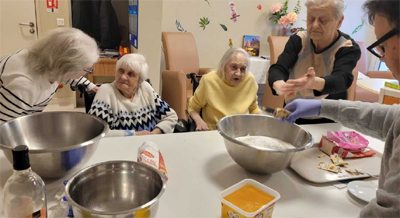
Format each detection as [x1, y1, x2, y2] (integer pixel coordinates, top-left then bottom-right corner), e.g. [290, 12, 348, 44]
[0, 27, 99, 125]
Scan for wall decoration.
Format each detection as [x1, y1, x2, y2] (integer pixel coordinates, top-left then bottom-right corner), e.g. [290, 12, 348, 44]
[199, 17, 210, 30]
[257, 4, 262, 11]
[229, 38, 233, 48]
[229, 2, 240, 22]
[176, 20, 187, 32]
[220, 24, 228, 31]
[269, 0, 301, 35]
[204, 0, 210, 6]
[352, 19, 365, 35]
[242, 35, 260, 57]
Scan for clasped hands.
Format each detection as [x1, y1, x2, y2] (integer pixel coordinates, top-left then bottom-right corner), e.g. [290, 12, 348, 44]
[273, 67, 317, 97]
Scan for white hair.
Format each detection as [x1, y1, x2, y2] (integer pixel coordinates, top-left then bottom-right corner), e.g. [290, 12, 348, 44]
[26, 27, 99, 82]
[116, 53, 149, 83]
[305, 0, 344, 18]
[217, 47, 250, 78]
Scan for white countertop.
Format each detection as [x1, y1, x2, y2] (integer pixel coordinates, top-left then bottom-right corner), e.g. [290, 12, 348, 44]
[357, 76, 398, 94]
[0, 123, 384, 217]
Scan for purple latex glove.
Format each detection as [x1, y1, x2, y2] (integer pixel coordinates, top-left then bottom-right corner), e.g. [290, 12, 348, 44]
[284, 99, 322, 123]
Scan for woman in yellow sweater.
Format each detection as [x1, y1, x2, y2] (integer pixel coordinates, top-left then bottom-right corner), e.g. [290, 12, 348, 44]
[188, 47, 261, 130]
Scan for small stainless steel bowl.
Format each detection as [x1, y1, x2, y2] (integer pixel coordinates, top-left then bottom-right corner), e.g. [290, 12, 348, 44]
[0, 112, 108, 178]
[217, 114, 313, 174]
[65, 161, 166, 218]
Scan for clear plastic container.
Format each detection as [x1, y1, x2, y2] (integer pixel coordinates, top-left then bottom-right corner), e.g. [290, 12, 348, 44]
[220, 179, 280, 218]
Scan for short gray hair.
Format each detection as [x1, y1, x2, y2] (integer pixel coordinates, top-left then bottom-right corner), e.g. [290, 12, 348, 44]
[305, 0, 344, 19]
[26, 27, 99, 81]
[217, 47, 250, 78]
[116, 53, 149, 83]
[363, 0, 399, 30]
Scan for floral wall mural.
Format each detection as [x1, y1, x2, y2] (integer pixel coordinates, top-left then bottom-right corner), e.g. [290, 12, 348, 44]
[162, 0, 371, 68]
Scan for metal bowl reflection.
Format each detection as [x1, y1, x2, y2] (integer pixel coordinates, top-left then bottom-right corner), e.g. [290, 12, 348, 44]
[0, 112, 108, 178]
[66, 161, 166, 218]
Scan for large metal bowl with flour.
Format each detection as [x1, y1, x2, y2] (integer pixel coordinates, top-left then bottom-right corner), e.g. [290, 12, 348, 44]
[217, 114, 313, 174]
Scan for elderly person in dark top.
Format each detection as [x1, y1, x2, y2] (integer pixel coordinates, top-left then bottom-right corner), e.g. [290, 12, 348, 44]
[268, 0, 361, 124]
[0, 27, 99, 125]
[284, 0, 400, 217]
[89, 53, 178, 135]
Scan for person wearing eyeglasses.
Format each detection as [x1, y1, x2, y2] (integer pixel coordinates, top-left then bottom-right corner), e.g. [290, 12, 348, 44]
[282, 0, 399, 217]
[188, 47, 261, 131]
[0, 27, 99, 125]
[268, 0, 361, 124]
[88, 53, 178, 135]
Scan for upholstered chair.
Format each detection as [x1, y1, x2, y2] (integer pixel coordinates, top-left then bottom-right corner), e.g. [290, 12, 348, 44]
[161, 32, 212, 120]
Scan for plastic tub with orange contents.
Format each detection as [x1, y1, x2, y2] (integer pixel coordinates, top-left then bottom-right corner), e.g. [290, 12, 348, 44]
[220, 179, 280, 218]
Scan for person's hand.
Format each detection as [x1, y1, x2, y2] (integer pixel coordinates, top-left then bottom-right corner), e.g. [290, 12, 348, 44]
[273, 80, 295, 97]
[88, 86, 99, 93]
[195, 119, 209, 131]
[285, 67, 316, 92]
[283, 99, 322, 123]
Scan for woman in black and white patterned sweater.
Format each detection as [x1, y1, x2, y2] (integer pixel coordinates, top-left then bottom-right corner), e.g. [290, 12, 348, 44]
[0, 27, 99, 125]
[89, 53, 178, 134]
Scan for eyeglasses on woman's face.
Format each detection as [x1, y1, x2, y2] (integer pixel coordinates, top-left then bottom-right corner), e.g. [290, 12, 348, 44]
[83, 66, 94, 75]
[367, 28, 399, 58]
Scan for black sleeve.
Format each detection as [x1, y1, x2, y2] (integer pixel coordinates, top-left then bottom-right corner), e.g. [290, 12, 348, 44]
[314, 40, 361, 96]
[268, 34, 302, 95]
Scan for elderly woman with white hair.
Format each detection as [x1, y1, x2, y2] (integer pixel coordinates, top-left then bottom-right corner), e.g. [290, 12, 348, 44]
[0, 27, 99, 125]
[188, 47, 261, 131]
[89, 53, 178, 134]
[268, 0, 361, 124]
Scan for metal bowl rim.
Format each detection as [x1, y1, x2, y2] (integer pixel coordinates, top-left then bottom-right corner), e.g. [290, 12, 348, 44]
[0, 111, 109, 153]
[217, 114, 314, 152]
[65, 160, 167, 215]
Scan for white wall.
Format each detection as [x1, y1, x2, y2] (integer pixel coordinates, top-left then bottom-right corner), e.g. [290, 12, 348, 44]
[160, 0, 375, 70]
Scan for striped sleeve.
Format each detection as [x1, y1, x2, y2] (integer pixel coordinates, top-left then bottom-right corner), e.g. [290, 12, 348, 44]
[68, 77, 96, 92]
[0, 79, 43, 124]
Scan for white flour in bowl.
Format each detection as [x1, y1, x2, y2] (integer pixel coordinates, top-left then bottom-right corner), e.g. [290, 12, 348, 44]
[236, 135, 295, 150]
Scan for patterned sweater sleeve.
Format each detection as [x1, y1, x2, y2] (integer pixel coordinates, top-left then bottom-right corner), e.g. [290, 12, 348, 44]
[153, 91, 178, 134]
[88, 84, 115, 128]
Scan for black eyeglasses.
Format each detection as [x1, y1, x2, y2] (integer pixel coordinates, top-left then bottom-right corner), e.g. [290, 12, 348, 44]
[367, 28, 399, 58]
[83, 66, 94, 75]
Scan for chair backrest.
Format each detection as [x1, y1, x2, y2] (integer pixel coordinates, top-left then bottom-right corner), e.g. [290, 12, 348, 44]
[379, 87, 400, 105]
[355, 41, 368, 75]
[162, 32, 201, 92]
[162, 32, 200, 73]
[262, 36, 289, 109]
[347, 69, 358, 101]
[268, 35, 289, 64]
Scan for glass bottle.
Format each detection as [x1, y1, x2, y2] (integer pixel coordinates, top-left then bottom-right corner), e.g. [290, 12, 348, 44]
[2, 145, 47, 218]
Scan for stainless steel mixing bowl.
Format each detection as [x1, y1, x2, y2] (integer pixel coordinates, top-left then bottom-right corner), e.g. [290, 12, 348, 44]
[65, 161, 166, 218]
[217, 114, 313, 174]
[0, 112, 108, 178]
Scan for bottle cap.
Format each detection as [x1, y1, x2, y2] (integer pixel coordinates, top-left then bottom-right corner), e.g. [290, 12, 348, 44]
[12, 145, 30, 170]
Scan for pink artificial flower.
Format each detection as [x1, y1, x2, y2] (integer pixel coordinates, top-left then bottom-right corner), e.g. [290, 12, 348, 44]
[278, 12, 298, 26]
[270, 3, 282, 14]
[278, 15, 290, 26]
[286, 12, 298, 23]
